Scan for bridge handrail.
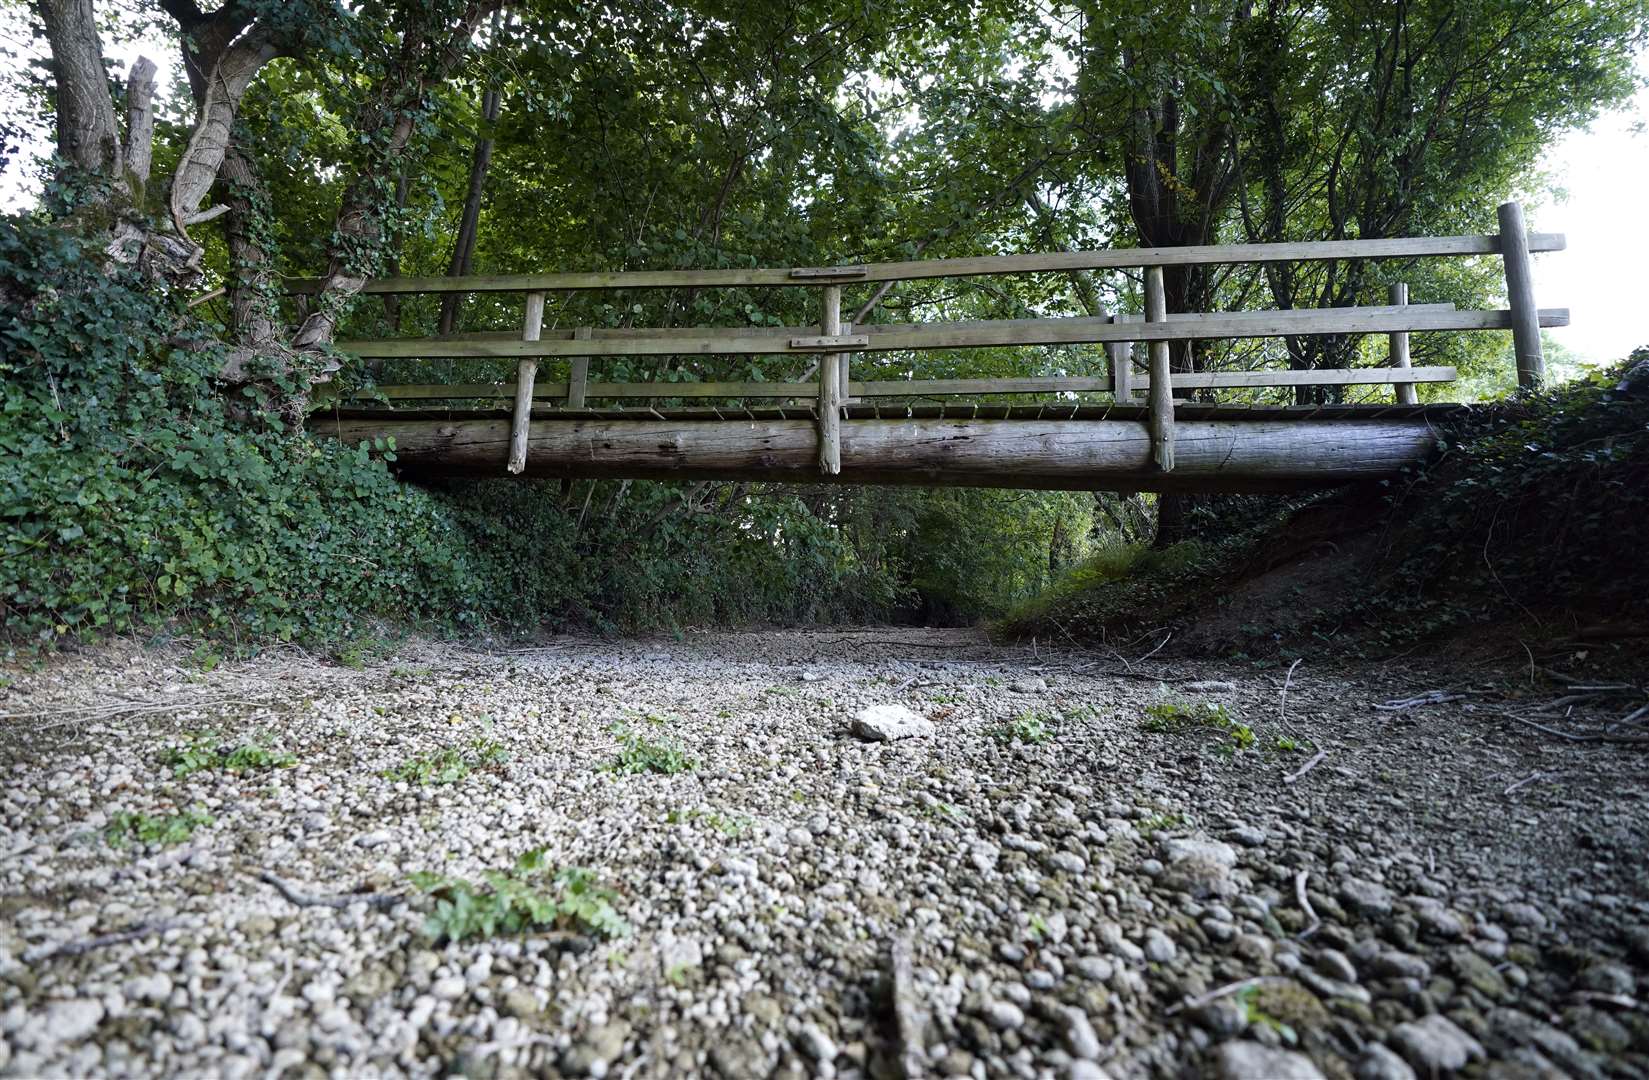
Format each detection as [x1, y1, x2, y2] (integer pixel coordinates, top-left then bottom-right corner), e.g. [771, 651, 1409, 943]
[293, 232, 1564, 294]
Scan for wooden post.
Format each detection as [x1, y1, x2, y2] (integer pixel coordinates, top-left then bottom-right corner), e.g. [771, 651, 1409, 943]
[817, 286, 843, 474]
[568, 326, 591, 408]
[1387, 282, 1418, 406]
[1107, 336, 1132, 401]
[506, 291, 546, 474]
[1497, 200, 1544, 389]
[1143, 267, 1174, 471]
[838, 320, 854, 402]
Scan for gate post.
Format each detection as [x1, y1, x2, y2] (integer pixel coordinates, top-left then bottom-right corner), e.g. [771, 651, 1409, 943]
[1143, 267, 1175, 471]
[506, 290, 546, 474]
[1388, 282, 1418, 406]
[1497, 201, 1545, 389]
[817, 285, 843, 474]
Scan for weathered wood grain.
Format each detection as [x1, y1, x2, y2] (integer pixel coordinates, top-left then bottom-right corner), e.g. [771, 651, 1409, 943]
[291, 234, 1565, 294]
[313, 416, 1441, 494]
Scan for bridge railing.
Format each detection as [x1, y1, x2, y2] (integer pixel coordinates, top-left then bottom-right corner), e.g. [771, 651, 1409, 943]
[314, 201, 1564, 475]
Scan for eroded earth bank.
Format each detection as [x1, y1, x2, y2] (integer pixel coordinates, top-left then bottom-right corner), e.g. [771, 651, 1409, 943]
[1, 630, 1646, 1079]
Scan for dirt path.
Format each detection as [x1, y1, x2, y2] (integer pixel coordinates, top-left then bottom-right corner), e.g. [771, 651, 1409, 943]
[1, 630, 1645, 1079]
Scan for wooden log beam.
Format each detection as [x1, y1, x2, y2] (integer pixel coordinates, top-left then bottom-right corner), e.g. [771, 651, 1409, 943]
[312, 416, 1441, 495]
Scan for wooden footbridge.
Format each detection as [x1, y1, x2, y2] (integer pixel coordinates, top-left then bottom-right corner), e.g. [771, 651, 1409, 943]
[312, 202, 1564, 493]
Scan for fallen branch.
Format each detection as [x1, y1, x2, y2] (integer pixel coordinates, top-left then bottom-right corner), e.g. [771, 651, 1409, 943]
[1278, 657, 1302, 722]
[1502, 714, 1649, 746]
[1163, 975, 1289, 1016]
[1294, 870, 1321, 940]
[1373, 690, 1466, 711]
[25, 919, 183, 963]
[1283, 749, 1327, 784]
[258, 871, 403, 910]
[1502, 770, 1555, 796]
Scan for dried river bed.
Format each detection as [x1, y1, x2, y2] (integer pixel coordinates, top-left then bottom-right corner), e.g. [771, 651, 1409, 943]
[1, 629, 1645, 1079]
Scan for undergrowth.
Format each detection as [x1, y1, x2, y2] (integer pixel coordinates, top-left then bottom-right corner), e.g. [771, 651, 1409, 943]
[160, 732, 297, 778]
[605, 723, 697, 775]
[383, 738, 508, 785]
[998, 357, 1649, 651]
[410, 849, 630, 943]
[105, 807, 213, 848]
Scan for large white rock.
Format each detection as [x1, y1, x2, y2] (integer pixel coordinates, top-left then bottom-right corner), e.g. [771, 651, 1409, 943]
[850, 704, 935, 742]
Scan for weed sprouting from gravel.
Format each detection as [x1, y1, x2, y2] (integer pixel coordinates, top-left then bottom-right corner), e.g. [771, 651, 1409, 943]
[605, 724, 697, 775]
[1141, 701, 1259, 752]
[991, 711, 1055, 745]
[666, 808, 750, 836]
[383, 739, 509, 785]
[104, 808, 214, 848]
[160, 733, 297, 778]
[409, 849, 630, 943]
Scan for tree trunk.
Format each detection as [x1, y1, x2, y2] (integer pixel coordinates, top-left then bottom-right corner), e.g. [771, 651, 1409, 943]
[218, 140, 281, 352]
[37, 0, 123, 182]
[437, 60, 503, 335]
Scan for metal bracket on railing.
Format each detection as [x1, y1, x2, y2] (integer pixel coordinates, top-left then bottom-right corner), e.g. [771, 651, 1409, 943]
[790, 266, 869, 280]
[789, 334, 869, 350]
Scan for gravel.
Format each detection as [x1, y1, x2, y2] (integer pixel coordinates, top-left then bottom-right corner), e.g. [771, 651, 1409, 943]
[2, 628, 1646, 1078]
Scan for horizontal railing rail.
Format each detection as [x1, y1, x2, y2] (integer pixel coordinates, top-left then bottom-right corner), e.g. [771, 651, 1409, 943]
[293, 233, 1564, 294]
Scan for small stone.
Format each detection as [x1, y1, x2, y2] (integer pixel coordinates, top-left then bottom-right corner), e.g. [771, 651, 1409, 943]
[1060, 1007, 1101, 1060]
[938, 1049, 975, 1076]
[1010, 677, 1048, 693]
[430, 976, 466, 1001]
[1314, 948, 1358, 984]
[1161, 837, 1239, 899]
[982, 999, 1025, 1031]
[1049, 851, 1087, 875]
[1182, 681, 1236, 693]
[1448, 946, 1508, 1000]
[850, 704, 935, 742]
[1213, 1040, 1325, 1079]
[561, 1022, 630, 1077]
[1203, 918, 1238, 943]
[1388, 1014, 1485, 1073]
[1498, 902, 1548, 929]
[1143, 929, 1177, 963]
[1227, 826, 1267, 848]
[1369, 950, 1430, 981]
[795, 1022, 837, 1064]
[1408, 897, 1466, 939]
[1338, 878, 1395, 919]
[1576, 962, 1636, 997]
[1353, 1043, 1417, 1080]
[1067, 1061, 1114, 1080]
[353, 830, 392, 849]
[1191, 998, 1248, 1037]
[1073, 956, 1114, 983]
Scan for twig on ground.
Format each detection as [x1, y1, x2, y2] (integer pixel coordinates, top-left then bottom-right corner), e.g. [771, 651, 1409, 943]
[1135, 632, 1172, 665]
[1619, 702, 1649, 728]
[1500, 713, 1649, 746]
[1567, 991, 1640, 1010]
[24, 919, 183, 963]
[1295, 870, 1322, 939]
[1284, 749, 1328, 784]
[1502, 770, 1556, 796]
[258, 871, 403, 910]
[1279, 657, 1302, 723]
[1164, 975, 1288, 1016]
[1373, 690, 1466, 711]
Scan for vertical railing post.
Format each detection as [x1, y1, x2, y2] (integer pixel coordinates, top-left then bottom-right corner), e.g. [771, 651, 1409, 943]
[1143, 267, 1174, 471]
[1497, 200, 1544, 389]
[567, 326, 591, 408]
[1107, 332, 1132, 401]
[838, 318, 853, 403]
[817, 285, 842, 474]
[506, 290, 546, 474]
[1388, 282, 1418, 406]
